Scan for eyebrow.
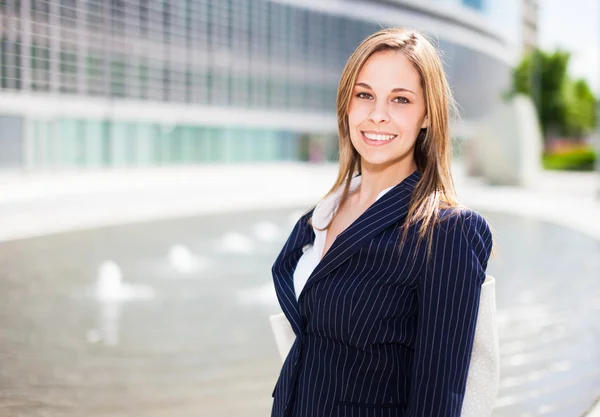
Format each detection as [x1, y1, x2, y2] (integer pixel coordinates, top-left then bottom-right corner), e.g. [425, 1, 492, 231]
[355, 82, 416, 96]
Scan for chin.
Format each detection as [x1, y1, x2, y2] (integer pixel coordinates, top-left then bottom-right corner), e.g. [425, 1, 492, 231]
[359, 155, 403, 170]
[357, 147, 414, 169]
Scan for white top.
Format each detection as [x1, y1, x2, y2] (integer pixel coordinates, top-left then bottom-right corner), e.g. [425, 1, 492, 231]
[293, 175, 395, 299]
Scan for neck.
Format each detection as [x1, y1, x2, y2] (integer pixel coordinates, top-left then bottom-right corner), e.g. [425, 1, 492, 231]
[356, 159, 417, 205]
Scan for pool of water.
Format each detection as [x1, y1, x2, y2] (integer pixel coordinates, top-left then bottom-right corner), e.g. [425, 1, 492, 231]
[0, 208, 598, 417]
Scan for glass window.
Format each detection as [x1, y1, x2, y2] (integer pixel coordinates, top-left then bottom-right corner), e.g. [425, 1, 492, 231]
[86, 50, 104, 96]
[0, 36, 7, 89]
[30, 119, 56, 168]
[110, 53, 126, 97]
[14, 38, 22, 90]
[230, 73, 247, 108]
[139, 59, 149, 100]
[184, 126, 201, 163]
[0, 37, 22, 91]
[60, 0, 77, 26]
[170, 68, 186, 103]
[226, 0, 234, 49]
[289, 80, 306, 110]
[222, 127, 235, 162]
[269, 78, 287, 109]
[135, 123, 155, 166]
[151, 124, 165, 165]
[124, 123, 138, 164]
[163, 0, 171, 40]
[167, 126, 184, 164]
[247, 128, 263, 161]
[139, 0, 150, 37]
[231, 0, 250, 57]
[207, 126, 223, 162]
[162, 66, 171, 101]
[197, 126, 212, 162]
[210, 68, 232, 106]
[57, 119, 82, 166]
[264, 130, 278, 161]
[147, 58, 163, 101]
[189, 69, 208, 104]
[108, 122, 129, 166]
[179, 125, 195, 163]
[31, 0, 50, 21]
[82, 119, 105, 167]
[277, 131, 298, 161]
[111, 0, 125, 34]
[185, 70, 192, 103]
[60, 45, 78, 93]
[31, 43, 50, 91]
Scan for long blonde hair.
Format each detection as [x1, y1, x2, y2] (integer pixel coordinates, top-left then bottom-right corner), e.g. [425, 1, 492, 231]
[313, 27, 464, 255]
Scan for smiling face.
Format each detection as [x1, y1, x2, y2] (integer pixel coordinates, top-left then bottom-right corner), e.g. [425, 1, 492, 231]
[347, 50, 428, 172]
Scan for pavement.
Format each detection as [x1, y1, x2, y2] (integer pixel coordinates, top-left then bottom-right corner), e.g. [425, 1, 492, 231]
[0, 163, 337, 243]
[1, 162, 599, 244]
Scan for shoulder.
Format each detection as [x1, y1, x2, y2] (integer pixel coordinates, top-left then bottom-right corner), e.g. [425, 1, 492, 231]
[291, 206, 317, 232]
[438, 207, 491, 238]
[435, 207, 493, 265]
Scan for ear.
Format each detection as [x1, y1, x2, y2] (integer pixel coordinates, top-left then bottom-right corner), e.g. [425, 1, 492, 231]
[420, 116, 428, 130]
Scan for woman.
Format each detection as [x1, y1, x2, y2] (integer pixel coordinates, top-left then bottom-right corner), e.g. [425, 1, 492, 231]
[271, 28, 493, 417]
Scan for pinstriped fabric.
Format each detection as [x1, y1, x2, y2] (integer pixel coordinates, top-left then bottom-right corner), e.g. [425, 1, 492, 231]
[271, 170, 493, 417]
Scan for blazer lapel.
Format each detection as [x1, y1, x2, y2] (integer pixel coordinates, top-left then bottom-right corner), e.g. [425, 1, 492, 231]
[299, 170, 421, 301]
[272, 208, 316, 334]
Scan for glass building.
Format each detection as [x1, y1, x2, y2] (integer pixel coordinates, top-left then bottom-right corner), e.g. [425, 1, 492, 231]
[0, 0, 520, 170]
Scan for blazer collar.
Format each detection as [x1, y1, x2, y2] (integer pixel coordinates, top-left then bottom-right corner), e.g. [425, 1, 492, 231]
[272, 169, 421, 329]
[299, 169, 421, 299]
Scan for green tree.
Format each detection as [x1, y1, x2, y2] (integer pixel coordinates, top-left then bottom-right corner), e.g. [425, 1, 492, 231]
[511, 49, 569, 138]
[564, 78, 597, 138]
[510, 48, 597, 140]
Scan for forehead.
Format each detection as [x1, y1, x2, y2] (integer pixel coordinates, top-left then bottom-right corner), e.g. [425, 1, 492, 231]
[356, 50, 422, 91]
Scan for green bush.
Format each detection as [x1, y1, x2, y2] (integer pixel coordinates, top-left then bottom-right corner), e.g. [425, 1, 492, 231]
[542, 147, 597, 171]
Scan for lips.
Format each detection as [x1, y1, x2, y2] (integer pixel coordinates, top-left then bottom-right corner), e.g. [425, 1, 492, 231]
[361, 131, 397, 146]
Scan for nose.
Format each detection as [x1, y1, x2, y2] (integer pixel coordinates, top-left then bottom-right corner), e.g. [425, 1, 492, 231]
[368, 100, 390, 124]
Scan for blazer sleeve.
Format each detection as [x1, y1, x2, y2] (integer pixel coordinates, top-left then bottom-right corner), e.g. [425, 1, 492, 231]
[404, 209, 493, 417]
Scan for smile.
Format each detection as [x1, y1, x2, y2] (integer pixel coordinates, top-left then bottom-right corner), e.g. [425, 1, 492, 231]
[361, 131, 397, 145]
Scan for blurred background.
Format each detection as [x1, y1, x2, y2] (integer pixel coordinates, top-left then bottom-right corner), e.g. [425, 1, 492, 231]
[0, 0, 599, 416]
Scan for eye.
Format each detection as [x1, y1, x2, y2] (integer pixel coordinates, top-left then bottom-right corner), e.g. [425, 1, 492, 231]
[393, 96, 410, 104]
[356, 92, 372, 99]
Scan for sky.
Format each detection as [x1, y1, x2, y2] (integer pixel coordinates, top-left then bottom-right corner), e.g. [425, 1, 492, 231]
[538, 0, 600, 94]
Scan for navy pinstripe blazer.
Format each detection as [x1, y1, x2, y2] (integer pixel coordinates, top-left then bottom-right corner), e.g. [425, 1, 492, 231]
[271, 170, 493, 417]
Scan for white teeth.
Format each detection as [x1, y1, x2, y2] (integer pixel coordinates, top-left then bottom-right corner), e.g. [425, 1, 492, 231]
[363, 132, 396, 141]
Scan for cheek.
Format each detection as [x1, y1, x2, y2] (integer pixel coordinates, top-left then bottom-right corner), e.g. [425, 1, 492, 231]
[347, 102, 368, 128]
[390, 108, 424, 131]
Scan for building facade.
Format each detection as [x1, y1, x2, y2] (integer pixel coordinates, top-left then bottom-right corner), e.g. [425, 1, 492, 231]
[0, 0, 519, 170]
[522, 0, 539, 54]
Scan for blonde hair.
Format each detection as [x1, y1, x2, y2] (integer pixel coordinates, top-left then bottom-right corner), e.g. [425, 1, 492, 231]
[313, 27, 465, 255]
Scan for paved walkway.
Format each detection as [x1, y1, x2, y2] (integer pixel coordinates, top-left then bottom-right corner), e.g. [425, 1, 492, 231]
[1, 162, 599, 244]
[0, 163, 336, 242]
[454, 166, 600, 242]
